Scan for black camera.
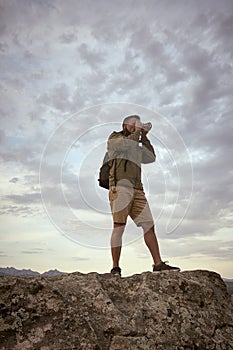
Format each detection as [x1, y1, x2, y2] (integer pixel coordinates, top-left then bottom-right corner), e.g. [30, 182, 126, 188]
[142, 122, 152, 131]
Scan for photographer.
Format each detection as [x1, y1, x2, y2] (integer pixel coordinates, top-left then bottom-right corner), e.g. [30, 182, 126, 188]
[107, 115, 180, 276]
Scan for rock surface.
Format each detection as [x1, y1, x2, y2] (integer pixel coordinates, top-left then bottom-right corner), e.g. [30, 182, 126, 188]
[0, 270, 232, 350]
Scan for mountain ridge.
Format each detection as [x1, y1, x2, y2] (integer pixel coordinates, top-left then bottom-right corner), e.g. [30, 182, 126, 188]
[0, 267, 67, 277]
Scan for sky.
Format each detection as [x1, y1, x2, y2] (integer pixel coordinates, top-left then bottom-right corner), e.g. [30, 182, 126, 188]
[0, 0, 233, 278]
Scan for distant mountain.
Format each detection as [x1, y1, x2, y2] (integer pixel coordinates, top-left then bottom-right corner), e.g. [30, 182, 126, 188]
[223, 278, 233, 283]
[223, 279, 233, 295]
[0, 267, 67, 277]
[41, 269, 67, 276]
[0, 267, 40, 277]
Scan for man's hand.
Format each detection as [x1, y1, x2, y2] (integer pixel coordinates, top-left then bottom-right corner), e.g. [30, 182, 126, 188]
[135, 120, 143, 131]
[142, 123, 152, 136]
[142, 129, 148, 137]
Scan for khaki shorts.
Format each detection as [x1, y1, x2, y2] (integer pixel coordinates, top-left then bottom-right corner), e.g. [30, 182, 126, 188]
[109, 185, 154, 226]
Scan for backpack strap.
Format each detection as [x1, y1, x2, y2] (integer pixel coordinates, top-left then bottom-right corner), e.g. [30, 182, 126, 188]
[113, 158, 117, 186]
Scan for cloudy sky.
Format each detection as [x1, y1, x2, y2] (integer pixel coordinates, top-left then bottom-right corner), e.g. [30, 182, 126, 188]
[0, 0, 233, 277]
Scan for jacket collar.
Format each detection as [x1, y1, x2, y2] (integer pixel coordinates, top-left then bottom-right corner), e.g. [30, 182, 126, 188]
[122, 128, 131, 137]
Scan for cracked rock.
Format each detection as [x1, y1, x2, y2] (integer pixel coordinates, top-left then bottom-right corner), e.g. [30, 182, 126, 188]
[0, 270, 232, 349]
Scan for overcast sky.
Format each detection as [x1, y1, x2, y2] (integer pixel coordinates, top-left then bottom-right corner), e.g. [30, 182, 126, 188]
[0, 0, 233, 277]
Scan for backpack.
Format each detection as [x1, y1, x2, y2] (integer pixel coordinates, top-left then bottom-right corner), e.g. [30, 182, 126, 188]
[98, 152, 110, 189]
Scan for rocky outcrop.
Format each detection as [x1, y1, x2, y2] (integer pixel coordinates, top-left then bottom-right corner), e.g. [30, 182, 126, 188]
[0, 270, 232, 350]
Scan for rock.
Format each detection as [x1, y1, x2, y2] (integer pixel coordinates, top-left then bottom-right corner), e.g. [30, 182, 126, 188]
[0, 270, 232, 349]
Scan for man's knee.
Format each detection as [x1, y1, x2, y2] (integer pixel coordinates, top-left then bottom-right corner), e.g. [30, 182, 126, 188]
[141, 221, 154, 233]
[113, 223, 126, 235]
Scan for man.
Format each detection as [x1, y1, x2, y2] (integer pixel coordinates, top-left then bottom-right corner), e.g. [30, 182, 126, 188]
[107, 115, 180, 276]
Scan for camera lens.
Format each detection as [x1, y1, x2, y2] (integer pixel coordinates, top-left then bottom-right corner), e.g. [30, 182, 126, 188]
[143, 122, 152, 130]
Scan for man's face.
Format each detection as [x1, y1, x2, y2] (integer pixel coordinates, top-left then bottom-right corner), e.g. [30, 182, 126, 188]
[124, 117, 139, 133]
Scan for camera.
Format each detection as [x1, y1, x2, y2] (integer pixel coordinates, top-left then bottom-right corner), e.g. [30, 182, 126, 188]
[142, 122, 152, 131]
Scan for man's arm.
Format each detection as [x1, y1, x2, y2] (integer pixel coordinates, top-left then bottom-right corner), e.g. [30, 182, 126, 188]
[141, 133, 156, 164]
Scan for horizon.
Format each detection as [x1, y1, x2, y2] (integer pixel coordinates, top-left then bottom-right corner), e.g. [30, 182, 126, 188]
[0, 266, 233, 282]
[0, 1, 232, 279]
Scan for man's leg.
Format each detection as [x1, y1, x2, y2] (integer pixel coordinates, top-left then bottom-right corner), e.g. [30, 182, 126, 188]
[110, 223, 125, 268]
[141, 223, 162, 266]
[141, 223, 180, 271]
[130, 190, 162, 267]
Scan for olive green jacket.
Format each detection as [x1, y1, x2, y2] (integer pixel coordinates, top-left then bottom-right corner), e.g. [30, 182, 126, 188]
[107, 130, 156, 190]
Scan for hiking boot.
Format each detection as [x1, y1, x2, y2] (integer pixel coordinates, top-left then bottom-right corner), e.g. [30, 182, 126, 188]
[153, 261, 180, 272]
[110, 267, 121, 276]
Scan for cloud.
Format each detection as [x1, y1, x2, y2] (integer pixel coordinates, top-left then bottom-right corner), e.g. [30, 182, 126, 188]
[78, 43, 106, 69]
[0, 251, 8, 258]
[0, 205, 42, 217]
[135, 236, 233, 261]
[59, 31, 77, 44]
[37, 83, 72, 112]
[163, 237, 233, 260]
[9, 177, 19, 183]
[21, 248, 44, 255]
[71, 256, 90, 261]
[4, 193, 41, 205]
[0, 129, 6, 144]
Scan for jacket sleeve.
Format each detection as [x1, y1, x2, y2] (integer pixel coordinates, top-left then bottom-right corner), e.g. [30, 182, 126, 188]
[141, 134, 156, 164]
